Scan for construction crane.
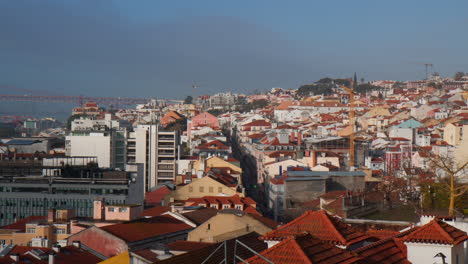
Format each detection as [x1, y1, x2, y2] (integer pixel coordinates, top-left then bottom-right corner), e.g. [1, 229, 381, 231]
[410, 63, 433, 80]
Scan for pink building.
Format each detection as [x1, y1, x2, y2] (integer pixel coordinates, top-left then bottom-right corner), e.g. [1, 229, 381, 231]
[191, 112, 219, 129]
[93, 198, 143, 222]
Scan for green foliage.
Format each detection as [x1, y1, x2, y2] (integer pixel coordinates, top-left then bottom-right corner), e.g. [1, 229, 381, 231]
[165, 117, 187, 132]
[207, 109, 226, 117]
[236, 98, 269, 113]
[296, 83, 334, 98]
[334, 79, 351, 87]
[66, 114, 89, 130]
[454, 72, 465, 81]
[354, 83, 385, 94]
[420, 182, 467, 212]
[184, 96, 193, 104]
[427, 82, 442, 89]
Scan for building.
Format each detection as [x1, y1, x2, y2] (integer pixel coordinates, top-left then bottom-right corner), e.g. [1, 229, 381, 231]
[187, 209, 277, 243]
[66, 215, 194, 258]
[0, 164, 144, 226]
[127, 124, 179, 192]
[66, 114, 130, 169]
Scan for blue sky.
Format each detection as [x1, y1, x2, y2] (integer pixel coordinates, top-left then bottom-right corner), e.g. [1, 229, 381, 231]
[0, 0, 467, 99]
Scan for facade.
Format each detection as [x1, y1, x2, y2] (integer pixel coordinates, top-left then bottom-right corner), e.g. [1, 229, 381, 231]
[66, 115, 129, 169]
[127, 124, 179, 192]
[187, 209, 275, 243]
[0, 165, 144, 226]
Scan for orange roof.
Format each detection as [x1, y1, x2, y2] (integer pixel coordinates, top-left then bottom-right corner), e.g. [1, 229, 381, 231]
[260, 210, 371, 247]
[354, 238, 410, 264]
[101, 215, 192, 243]
[402, 219, 468, 245]
[246, 234, 361, 264]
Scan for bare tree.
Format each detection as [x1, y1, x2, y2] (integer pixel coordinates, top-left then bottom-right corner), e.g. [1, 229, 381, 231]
[428, 153, 468, 217]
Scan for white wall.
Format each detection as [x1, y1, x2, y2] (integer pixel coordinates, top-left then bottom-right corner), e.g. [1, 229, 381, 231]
[66, 134, 112, 168]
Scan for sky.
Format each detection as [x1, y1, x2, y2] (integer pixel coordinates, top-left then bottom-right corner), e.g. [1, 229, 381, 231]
[0, 0, 467, 99]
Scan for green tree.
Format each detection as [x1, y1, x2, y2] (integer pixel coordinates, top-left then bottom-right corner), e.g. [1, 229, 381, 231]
[66, 114, 89, 130]
[454, 72, 465, 81]
[183, 96, 193, 104]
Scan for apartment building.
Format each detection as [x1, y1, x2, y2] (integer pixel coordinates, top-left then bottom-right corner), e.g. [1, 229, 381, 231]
[127, 124, 178, 192]
[0, 164, 144, 227]
[65, 114, 130, 169]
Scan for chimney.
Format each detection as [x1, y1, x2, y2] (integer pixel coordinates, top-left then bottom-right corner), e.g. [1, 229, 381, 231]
[93, 198, 105, 220]
[72, 241, 81, 248]
[10, 253, 19, 261]
[52, 244, 61, 253]
[311, 150, 316, 167]
[47, 209, 55, 223]
[48, 252, 56, 264]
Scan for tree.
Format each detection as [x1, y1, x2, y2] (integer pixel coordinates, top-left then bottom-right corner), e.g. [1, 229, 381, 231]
[454, 72, 465, 81]
[66, 114, 89, 130]
[428, 153, 468, 216]
[183, 96, 193, 104]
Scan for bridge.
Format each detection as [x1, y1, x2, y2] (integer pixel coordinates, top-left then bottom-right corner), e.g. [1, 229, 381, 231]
[0, 94, 183, 105]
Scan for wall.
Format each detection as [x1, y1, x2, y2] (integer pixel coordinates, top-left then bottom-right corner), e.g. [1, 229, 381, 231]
[187, 213, 272, 243]
[67, 133, 112, 168]
[405, 242, 464, 264]
[67, 226, 128, 258]
[166, 176, 238, 202]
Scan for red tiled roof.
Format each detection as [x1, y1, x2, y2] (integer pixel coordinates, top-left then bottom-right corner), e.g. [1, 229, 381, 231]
[354, 237, 409, 264]
[243, 120, 272, 127]
[401, 219, 468, 245]
[246, 234, 361, 264]
[132, 249, 160, 262]
[260, 210, 371, 247]
[196, 140, 229, 150]
[0, 216, 47, 231]
[366, 229, 400, 240]
[141, 206, 171, 217]
[101, 215, 193, 243]
[1, 245, 102, 264]
[166, 241, 213, 252]
[145, 186, 171, 206]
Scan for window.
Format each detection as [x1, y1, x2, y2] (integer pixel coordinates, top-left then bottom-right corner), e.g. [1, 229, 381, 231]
[108, 207, 115, 212]
[189, 186, 193, 192]
[0, 240, 5, 245]
[199, 186, 204, 192]
[218, 187, 222, 193]
[236, 205, 242, 210]
[26, 228, 35, 233]
[209, 187, 214, 193]
[54, 228, 66, 234]
[207, 224, 211, 230]
[119, 208, 128, 213]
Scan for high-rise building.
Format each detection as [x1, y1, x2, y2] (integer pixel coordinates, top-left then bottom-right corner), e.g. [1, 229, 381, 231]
[65, 114, 130, 169]
[127, 124, 178, 192]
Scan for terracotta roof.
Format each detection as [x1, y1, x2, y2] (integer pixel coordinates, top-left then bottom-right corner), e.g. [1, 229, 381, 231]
[0, 245, 102, 264]
[401, 219, 468, 245]
[0, 216, 47, 231]
[181, 207, 218, 225]
[141, 206, 171, 217]
[243, 120, 272, 127]
[145, 185, 171, 206]
[353, 237, 409, 264]
[132, 249, 160, 262]
[154, 232, 267, 264]
[260, 210, 371, 247]
[196, 140, 229, 150]
[366, 229, 400, 240]
[246, 234, 362, 264]
[166, 241, 213, 252]
[101, 215, 193, 243]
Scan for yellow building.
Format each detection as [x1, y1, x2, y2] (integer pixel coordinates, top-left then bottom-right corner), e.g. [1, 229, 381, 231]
[187, 210, 276, 243]
[165, 176, 241, 204]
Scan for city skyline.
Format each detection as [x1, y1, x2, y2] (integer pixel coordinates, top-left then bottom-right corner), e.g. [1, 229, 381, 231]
[1, 0, 467, 99]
